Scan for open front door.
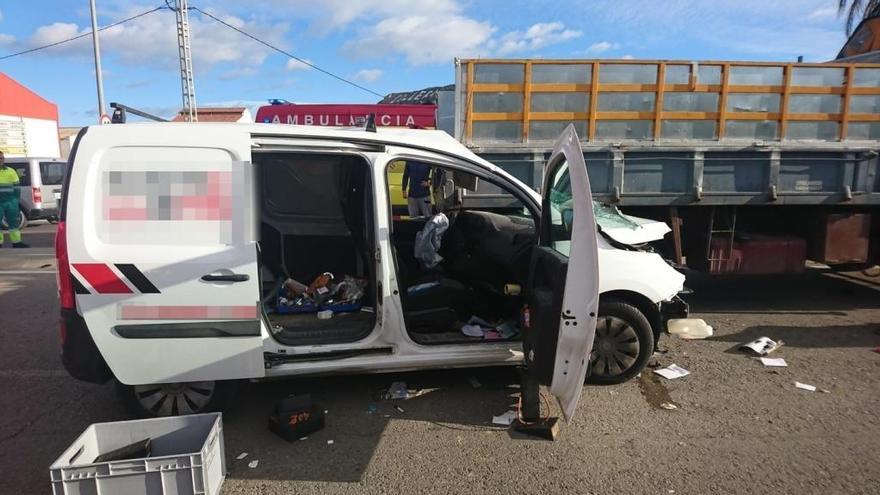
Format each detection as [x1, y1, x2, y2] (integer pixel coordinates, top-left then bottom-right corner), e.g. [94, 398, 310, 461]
[67, 125, 264, 386]
[524, 124, 599, 421]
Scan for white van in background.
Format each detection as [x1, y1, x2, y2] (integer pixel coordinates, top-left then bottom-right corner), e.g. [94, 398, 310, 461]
[3, 157, 65, 229]
[57, 123, 689, 419]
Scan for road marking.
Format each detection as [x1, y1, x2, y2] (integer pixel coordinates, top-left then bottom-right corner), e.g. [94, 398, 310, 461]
[0, 270, 57, 275]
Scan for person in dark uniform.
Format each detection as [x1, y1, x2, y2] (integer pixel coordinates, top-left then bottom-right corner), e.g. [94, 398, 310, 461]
[401, 160, 433, 217]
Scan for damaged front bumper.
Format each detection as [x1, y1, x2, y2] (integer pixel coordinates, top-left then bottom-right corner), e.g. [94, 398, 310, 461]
[660, 293, 690, 328]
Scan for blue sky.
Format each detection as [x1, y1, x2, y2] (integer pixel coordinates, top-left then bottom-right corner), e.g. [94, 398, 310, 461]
[0, 0, 853, 126]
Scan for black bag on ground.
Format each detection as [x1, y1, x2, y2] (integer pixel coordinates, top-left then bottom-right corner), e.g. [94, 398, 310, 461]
[268, 394, 326, 441]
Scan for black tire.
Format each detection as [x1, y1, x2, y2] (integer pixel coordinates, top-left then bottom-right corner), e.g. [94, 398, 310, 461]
[117, 380, 236, 418]
[587, 299, 655, 385]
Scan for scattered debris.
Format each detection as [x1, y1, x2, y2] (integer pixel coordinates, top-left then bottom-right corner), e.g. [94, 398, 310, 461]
[653, 364, 690, 380]
[268, 394, 326, 442]
[819, 388, 831, 394]
[492, 410, 517, 426]
[236, 452, 248, 460]
[739, 337, 782, 356]
[299, 437, 307, 441]
[386, 381, 409, 400]
[366, 404, 378, 414]
[667, 318, 713, 339]
[873, 346, 880, 354]
[247, 460, 259, 469]
[327, 440, 334, 445]
[394, 405, 405, 413]
[660, 402, 678, 410]
[468, 376, 482, 389]
[759, 357, 788, 367]
[795, 382, 817, 392]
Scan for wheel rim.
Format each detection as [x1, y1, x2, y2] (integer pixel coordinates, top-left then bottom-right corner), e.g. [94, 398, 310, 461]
[134, 381, 216, 416]
[590, 316, 640, 378]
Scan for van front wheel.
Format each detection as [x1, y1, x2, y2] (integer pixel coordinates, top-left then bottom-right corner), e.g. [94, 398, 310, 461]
[586, 299, 654, 385]
[117, 380, 234, 418]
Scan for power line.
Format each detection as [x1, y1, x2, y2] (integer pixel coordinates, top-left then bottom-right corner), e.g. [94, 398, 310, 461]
[0, 6, 168, 61]
[189, 6, 385, 98]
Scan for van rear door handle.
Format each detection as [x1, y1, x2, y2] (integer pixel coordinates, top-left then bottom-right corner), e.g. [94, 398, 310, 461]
[201, 273, 250, 282]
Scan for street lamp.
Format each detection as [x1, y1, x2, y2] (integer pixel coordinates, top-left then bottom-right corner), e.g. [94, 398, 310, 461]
[88, 0, 107, 124]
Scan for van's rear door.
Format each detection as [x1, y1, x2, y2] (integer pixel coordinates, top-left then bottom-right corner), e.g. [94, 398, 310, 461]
[66, 125, 264, 385]
[524, 124, 599, 421]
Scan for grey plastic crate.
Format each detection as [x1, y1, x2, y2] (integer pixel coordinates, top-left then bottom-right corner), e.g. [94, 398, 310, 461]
[49, 412, 225, 495]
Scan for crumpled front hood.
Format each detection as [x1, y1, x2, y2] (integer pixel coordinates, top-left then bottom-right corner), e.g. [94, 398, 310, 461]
[594, 202, 671, 245]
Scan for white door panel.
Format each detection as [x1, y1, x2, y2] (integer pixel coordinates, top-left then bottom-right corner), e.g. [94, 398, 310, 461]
[526, 124, 599, 421]
[68, 126, 265, 385]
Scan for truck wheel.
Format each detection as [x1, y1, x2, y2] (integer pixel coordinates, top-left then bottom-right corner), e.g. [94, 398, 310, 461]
[117, 380, 234, 418]
[587, 299, 655, 385]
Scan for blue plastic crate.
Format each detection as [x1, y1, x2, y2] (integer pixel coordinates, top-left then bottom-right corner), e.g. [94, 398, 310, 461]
[320, 301, 363, 313]
[275, 288, 319, 314]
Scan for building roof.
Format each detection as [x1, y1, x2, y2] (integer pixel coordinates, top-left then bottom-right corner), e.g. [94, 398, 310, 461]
[172, 107, 250, 122]
[0, 72, 58, 121]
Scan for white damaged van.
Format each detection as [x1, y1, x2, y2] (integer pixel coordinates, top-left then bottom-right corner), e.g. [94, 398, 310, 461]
[57, 123, 688, 418]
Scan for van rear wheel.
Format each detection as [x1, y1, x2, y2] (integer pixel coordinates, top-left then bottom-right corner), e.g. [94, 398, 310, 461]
[586, 299, 654, 385]
[117, 380, 233, 418]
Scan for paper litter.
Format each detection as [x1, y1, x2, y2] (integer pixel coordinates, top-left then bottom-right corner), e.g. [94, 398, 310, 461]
[236, 452, 248, 460]
[247, 460, 259, 469]
[795, 381, 817, 392]
[492, 410, 517, 426]
[653, 364, 690, 380]
[739, 337, 782, 356]
[759, 357, 788, 367]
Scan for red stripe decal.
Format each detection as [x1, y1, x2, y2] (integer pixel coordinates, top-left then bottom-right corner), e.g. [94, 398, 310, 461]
[120, 305, 258, 320]
[72, 263, 133, 294]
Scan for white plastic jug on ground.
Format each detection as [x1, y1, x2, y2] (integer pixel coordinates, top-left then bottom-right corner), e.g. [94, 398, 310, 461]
[667, 318, 714, 339]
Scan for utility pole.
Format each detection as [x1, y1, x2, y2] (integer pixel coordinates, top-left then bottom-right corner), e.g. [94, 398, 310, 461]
[88, 0, 107, 123]
[173, 0, 198, 122]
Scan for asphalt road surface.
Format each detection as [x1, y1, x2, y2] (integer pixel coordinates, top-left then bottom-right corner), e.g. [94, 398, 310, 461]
[1, 223, 878, 494]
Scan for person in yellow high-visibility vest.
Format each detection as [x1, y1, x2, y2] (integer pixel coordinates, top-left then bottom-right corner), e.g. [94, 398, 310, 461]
[0, 151, 28, 248]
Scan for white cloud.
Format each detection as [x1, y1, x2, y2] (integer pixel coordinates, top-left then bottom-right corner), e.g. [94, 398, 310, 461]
[577, 0, 846, 61]
[807, 7, 838, 20]
[497, 22, 581, 55]
[621, 54, 635, 60]
[0, 33, 14, 46]
[17, 7, 289, 75]
[352, 68, 382, 82]
[344, 14, 495, 65]
[268, 0, 461, 33]
[585, 41, 619, 54]
[286, 58, 313, 71]
[0, 8, 4, 23]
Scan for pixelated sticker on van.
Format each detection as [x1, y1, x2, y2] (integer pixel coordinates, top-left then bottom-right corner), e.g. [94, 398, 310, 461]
[103, 171, 232, 221]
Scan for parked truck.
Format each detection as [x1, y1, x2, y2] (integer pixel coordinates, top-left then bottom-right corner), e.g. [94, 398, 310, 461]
[451, 58, 880, 274]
